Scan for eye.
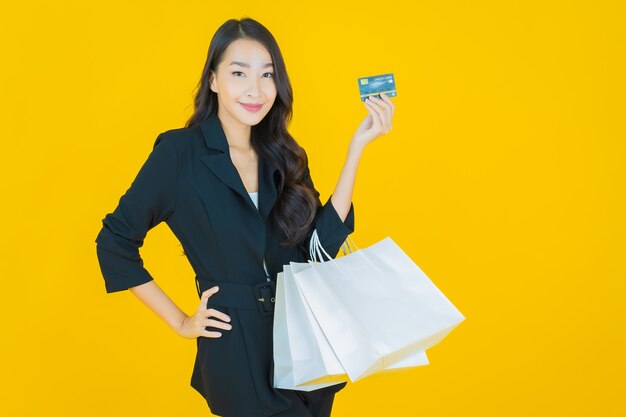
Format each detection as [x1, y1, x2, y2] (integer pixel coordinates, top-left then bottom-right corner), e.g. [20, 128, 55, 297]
[232, 71, 245, 77]
[263, 72, 274, 78]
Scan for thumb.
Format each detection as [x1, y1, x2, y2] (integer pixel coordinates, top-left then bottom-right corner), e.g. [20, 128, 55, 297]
[198, 286, 219, 311]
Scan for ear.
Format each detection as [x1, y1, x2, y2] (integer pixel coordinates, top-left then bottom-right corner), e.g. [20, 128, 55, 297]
[209, 71, 217, 94]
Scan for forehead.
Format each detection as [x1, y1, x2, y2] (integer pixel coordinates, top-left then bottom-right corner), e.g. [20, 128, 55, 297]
[222, 39, 273, 67]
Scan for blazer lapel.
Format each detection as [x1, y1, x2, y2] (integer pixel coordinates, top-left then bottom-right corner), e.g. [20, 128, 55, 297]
[199, 114, 280, 220]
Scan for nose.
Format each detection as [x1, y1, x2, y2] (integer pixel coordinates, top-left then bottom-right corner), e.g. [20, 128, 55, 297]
[246, 77, 261, 97]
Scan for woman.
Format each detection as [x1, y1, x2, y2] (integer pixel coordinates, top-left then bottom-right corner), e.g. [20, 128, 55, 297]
[95, 17, 394, 417]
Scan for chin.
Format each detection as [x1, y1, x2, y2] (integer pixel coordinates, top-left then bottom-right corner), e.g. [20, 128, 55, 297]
[238, 111, 270, 126]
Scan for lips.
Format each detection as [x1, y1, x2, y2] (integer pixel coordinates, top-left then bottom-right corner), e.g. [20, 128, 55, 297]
[239, 102, 263, 112]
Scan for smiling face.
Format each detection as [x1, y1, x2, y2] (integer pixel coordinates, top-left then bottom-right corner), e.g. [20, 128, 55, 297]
[209, 38, 277, 129]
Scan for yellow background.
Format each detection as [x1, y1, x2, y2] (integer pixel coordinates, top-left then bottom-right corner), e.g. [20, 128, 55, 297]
[1, 1, 624, 416]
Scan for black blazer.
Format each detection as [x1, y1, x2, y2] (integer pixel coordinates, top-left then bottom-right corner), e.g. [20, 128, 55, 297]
[94, 113, 354, 416]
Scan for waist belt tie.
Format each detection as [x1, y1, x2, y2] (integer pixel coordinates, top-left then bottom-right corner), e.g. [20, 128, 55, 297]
[195, 277, 276, 317]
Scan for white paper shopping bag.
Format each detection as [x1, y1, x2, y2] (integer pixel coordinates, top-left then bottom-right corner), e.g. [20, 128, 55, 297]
[273, 257, 430, 388]
[286, 262, 348, 386]
[272, 266, 346, 391]
[293, 232, 465, 382]
[288, 261, 430, 385]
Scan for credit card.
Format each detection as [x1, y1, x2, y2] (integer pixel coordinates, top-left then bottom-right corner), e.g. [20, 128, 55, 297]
[358, 73, 397, 101]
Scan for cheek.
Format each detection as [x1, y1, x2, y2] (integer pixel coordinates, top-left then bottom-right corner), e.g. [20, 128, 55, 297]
[219, 79, 243, 99]
[265, 85, 278, 102]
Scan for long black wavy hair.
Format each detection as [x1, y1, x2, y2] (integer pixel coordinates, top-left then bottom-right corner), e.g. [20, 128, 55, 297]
[184, 17, 320, 248]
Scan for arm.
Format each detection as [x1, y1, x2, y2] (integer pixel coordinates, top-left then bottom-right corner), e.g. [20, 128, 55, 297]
[331, 91, 395, 219]
[94, 132, 179, 293]
[297, 150, 357, 261]
[298, 92, 395, 260]
[129, 280, 188, 334]
[129, 281, 232, 338]
[94, 133, 189, 334]
[330, 142, 364, 223]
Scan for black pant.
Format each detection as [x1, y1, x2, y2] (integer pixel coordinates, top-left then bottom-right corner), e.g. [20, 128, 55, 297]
[268, 390, 337, 417]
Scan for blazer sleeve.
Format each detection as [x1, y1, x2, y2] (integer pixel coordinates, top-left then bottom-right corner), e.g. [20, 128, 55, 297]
[94, 133, 179, 293]
[297, 165, 355, 260]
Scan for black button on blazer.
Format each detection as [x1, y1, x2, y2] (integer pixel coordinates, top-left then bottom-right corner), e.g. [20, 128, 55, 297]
[95, 113, 354, 416]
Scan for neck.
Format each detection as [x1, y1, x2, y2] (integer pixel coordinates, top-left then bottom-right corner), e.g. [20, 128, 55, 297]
[217, 108, 252, 151]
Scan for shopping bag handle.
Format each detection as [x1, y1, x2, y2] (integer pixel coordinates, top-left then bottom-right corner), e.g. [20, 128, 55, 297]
[309, 230, 359, 263]
[308, 230, 384, 283]
[340, 234, 359, 256]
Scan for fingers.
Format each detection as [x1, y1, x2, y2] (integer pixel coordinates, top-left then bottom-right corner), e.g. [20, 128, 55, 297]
[366, 94, 393, 133]
[365, 97, 385, 127]
[206, 307, 231, 323]
[366, 94, 391, 116]
[204, 318, 232, 331]
[364, 99, 382, 129]
[199, 286, 232, 322]
[199, 286, 219, 311]
[379, 92, 395, 116]
[200, 314, 233, 339]
[193, 286, 234, 339]
[201, 329, 224, 338]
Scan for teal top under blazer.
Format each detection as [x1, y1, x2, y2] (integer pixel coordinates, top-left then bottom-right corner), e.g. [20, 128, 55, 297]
[94, 113, 355, 416]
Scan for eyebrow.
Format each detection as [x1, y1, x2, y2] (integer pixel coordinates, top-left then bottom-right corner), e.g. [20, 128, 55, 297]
[228, 61, 274, 68]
